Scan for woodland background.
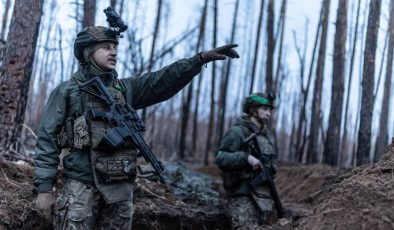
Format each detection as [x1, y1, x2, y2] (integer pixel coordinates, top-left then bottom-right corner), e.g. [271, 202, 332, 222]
[0, 0, 393, 169]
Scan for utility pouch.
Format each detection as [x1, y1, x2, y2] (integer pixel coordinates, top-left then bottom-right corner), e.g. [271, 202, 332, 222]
[94, 155, 136, 183]
[57, 117, 74, 149]
[73, 115, 90, 149]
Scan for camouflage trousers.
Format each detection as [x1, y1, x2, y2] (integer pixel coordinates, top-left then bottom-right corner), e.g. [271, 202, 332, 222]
[53, 179, 134, 230]
[228, 186, 273, 229]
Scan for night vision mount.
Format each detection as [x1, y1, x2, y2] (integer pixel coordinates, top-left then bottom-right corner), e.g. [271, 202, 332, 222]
[267, 92, 276, 102]
[103, 7, 128, 38]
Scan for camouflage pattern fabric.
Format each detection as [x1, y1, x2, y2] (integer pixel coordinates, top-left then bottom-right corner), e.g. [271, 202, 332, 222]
[228, 196, 260, 228]
[53, 179, 133, 230]
[216, 115, 277, 227]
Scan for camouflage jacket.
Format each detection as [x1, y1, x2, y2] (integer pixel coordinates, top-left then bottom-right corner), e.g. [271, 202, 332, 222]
[215, 115, 276, 192]
[33, 56, 202, 193]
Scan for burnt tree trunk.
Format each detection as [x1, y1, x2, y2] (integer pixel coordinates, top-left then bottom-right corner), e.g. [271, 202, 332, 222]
[356, 0, 381, 166]
[341, 0, 361, 166]
[192, 0, 208, 155]
[0, 0, 44, 153]
[265, 0, 275, 93]
[82, 0, 96, 28]
[323, 0, 348, 166]
[142, 0, 162, 123]
[274, 0, 287, 92]
[374, 0, 394, 162]
[216, 0, 239, 149]
[307, 0, 331, 164]
[249, 0, 265, 94]
[204, 0, 218, 165]
[179, 0, 208, 159]
[295, 8, 324, 163]
[0, 0, 11, 41]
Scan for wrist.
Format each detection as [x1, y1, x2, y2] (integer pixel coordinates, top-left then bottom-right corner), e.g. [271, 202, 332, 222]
[197, 52, 207, 67]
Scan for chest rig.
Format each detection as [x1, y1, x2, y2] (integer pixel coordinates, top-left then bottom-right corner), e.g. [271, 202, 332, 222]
[222, 125, 276, 193]
[76, 75, 137, 203]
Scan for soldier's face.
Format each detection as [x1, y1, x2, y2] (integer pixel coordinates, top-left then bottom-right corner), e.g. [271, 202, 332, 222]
[253, 106, 271, 124]
[92, 42, 117, 71]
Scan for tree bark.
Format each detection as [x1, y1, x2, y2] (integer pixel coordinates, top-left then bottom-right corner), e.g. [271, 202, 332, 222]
[274, 0, 287, 92]
[204, 0, 218, 165]
[323, 0, 348, 166]
[307, 0, 331, 164]
[374, 0, 394, 162]
[356, 0, 381, 166]
[0, 0, 11, 41]
[265, 0, 275, 93]
[179, 0, 208, 159]
[295, 10, 323, 163]
[142, 0, 162, 122]
[0, 0, 44, 153]
[192, 0, 208, 154]
[340, 0, 361, 166]
[82, 0, 96, 28]
[249, 0, 265, 94]
[215, 0, 239, 149]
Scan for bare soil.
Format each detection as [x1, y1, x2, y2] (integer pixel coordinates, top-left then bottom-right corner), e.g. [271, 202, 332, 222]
[1, 143, 394, 230]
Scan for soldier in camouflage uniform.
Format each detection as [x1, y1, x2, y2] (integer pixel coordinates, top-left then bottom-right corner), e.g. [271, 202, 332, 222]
[215, 93, 277, 228]
[33, 23, 239, 229]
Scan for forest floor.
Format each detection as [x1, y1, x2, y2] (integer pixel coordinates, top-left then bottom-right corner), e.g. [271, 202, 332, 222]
[1, 141, 394, 230]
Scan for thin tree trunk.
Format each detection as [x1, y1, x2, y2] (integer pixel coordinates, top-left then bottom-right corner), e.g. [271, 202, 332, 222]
[323, 0, 348, 166]
[0, 0, 44, 153]
[265, 0, 275, 93]
[179, 0, 208, 159]
[192, 0, 208, 155]
[82, 0, 96, 28]
[204, 0, 218, 165]
[0, 0, 11, 41]
[296, 7, 324, 163]
[215, 0, 240, 150]
[291, 22, 308, 161]
[111, 0, 117, 10]
[274, 0, 287, 92]
[307, 0, 331, 164]
[340, 0, 361, 166]
[142, 0, 162, 122]
[356, 0, 381, 166]
[374, 0, 394, 162]
[249, 0, 265, 94]
[349, 0, 369, 166]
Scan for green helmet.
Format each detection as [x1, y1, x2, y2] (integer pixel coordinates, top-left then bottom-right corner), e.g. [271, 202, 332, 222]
[243, 93, 275, 114]
[74, 26, 119, 64]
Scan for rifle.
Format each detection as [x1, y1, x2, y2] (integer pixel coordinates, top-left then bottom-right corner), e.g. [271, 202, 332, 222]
[79, 76, 166, 183]
[238, 133, 284, 218]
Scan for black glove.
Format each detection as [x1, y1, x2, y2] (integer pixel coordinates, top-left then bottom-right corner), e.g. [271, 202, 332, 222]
[269, 166, 277, 176]
[200, 43, 239, 63]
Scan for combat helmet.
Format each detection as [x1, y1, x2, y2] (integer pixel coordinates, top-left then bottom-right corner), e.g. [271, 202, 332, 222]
[74, 7, 127, 64]
[243, 92, 276, 114]
[73, 26, 119, 64]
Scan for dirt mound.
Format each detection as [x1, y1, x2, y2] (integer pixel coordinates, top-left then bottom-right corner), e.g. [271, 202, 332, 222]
[0, 161, 230, 230]
[296, 144, 394, 230]
[4, 151, 392, 230]
[133, 162, 230, 229]
[0, 160, 51, 230]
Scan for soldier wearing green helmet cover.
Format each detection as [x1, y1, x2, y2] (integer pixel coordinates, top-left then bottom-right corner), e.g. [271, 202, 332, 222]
[33, 7, 239, 229]
[216, 92, 277, 228]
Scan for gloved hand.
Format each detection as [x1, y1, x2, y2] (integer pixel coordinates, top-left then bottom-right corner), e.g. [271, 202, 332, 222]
[269, 166, 277, 176]
[35, 192, 54, 222]
[200, 43, 239, 63]
[247, 155, 262, 170]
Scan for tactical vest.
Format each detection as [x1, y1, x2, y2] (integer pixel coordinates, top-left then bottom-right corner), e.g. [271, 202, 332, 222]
[59, 75, 137, 203]
[222, 124, 276, 193]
